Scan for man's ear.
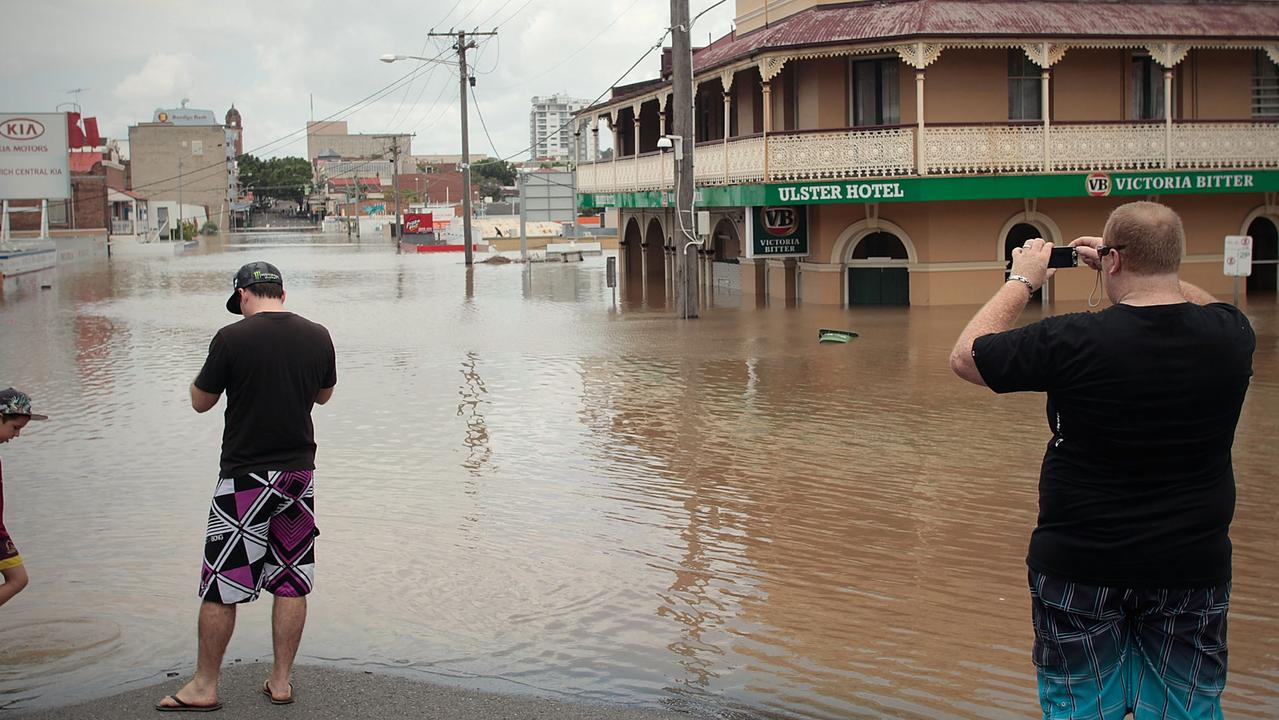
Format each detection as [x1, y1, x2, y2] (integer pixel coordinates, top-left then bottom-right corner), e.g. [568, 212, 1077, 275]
[1107, 250, 1122, 277]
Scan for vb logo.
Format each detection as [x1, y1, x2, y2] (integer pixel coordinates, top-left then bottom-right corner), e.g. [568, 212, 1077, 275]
[761, 207, 799, 236]
[1086, 172, 1111, 197]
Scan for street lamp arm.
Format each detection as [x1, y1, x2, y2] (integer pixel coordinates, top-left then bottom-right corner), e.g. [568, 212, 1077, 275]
[379, 53, 459, 66]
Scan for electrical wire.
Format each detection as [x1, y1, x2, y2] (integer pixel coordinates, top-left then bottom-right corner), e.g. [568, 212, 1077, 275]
[489, 0, 641, 91]
[494, 0, 536, 30]
[469, 85, 504, 159]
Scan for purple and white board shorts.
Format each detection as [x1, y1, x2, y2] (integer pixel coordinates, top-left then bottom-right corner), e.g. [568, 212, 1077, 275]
[198, 470, 317, 604]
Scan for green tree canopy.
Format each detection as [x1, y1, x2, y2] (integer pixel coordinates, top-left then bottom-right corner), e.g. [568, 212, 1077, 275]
[471, 158, 516, 199]
[238, 155, 313, 203]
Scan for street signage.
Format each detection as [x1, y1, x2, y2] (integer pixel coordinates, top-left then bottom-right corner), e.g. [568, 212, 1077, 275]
[578, 170, 1279, 209]
[1224, 235, 1253, 277]
[746, 205, 809, 258]
[0, 112, 70, 200]
[404, 212, 434, 234]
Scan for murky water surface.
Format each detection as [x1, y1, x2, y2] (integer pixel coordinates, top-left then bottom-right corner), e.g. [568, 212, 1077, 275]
[1, 235, 1276, 717]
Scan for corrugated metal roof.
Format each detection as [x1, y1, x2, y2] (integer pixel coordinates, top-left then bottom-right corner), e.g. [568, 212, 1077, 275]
[694, 0, 1279, 74]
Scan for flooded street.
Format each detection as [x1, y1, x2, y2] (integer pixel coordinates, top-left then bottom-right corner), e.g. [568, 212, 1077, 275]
[1, 236, 1276, 718]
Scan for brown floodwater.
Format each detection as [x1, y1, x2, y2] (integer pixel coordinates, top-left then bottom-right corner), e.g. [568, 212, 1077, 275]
[0, 235, 1275, 718]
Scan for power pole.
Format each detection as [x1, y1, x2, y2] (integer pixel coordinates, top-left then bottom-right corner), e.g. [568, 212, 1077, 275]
[429, 28, 497, 265]
[671, 0, 698, 318]
[375, 134, 412, 253]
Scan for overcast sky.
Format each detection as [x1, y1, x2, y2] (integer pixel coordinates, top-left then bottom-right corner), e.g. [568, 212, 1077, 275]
[4, 0, 736, 162]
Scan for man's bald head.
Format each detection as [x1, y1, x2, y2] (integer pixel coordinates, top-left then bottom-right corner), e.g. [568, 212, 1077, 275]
[1102, 201, 1184, 276]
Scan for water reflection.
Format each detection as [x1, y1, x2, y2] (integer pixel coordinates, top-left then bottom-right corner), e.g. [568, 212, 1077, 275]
[0, 241, 1274, 719]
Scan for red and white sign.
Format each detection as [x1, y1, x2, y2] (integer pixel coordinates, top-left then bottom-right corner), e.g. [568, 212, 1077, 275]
[1086, 172, 1111, 197]
[0, 112, 70, 201]
[1224, 235, 1253, 277]
[403, 212, 434, 235]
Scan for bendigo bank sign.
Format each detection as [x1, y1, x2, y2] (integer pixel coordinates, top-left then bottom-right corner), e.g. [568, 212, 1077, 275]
[747, 205, 809, 258]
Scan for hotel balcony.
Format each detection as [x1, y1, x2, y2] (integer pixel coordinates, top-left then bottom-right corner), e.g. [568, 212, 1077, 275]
[576, 120, 1279, 194]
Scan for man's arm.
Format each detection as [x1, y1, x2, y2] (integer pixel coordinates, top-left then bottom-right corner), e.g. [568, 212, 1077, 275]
[949, 239, 1055, 387]
[314, 386, 334, 405]
[1179, 281, 1219, 305]
[190, 382, 221, 413]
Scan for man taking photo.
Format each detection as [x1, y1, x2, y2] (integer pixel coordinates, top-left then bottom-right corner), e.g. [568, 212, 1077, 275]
[950, 202, 1255, 720]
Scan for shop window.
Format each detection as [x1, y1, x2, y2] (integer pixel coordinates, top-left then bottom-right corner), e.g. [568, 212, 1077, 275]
[850, 58, 900, 127]
[1008, 51, 1043, 121]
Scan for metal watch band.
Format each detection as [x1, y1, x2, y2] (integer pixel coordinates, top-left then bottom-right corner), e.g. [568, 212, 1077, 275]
[1007, 274, 1036, 295]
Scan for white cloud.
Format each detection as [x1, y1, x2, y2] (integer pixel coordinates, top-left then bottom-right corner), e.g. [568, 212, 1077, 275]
[113, 53, 200, 104]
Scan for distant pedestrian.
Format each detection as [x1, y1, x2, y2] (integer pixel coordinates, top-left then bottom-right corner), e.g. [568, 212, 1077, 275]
[158, 262, 336, 712]
[949, 202, 1255, 719]
[0, 388, 48, 609]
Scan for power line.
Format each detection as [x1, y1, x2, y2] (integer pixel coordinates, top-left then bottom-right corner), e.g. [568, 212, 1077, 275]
[469, 85, 504, 158]
[494, 0, 536, 30]
[490, 0, 641, 91]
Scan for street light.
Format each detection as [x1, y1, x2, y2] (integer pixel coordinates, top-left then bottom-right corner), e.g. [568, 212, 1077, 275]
[379, 53, 457, 65]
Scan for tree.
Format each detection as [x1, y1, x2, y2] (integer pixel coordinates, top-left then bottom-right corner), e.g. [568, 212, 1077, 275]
[471, 158, 516, 200]
[238, 154, 314, 204]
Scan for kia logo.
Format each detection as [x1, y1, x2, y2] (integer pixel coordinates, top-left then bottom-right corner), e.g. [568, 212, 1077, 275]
[1, 117, 45, 141]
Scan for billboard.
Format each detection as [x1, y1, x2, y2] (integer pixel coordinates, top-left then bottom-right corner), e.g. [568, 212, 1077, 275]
[403, 212, 434, 234]
[0, 113, 70, 200]
[746, 205, 809, 258]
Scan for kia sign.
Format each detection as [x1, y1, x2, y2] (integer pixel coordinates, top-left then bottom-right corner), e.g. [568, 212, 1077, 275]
[0, 112, 70, 200]
[746, 205, 809, 258]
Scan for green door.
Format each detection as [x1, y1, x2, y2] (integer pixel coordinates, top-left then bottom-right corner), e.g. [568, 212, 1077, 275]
[849, 267, 909, 306]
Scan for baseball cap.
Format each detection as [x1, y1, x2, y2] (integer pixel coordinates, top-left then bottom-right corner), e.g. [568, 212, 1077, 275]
[226, 261, 284, 315]
[0, 388, 49, 421]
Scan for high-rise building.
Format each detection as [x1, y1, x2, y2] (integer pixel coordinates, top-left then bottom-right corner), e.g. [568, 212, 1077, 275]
[530, 95, 588, 162]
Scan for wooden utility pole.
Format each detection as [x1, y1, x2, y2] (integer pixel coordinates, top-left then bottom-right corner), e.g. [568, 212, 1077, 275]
[671, 0, 698, 318]
[429, 29, 497, 265]
[374, 134, 408, 253]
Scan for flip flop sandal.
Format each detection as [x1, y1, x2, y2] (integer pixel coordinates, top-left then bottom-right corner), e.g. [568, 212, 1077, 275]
[262, 680, 296, 705]
[155, 695, 223, 712]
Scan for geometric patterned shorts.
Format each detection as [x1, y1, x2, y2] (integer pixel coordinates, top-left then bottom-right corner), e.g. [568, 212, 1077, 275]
[1029, 569, 1230, 720]
[198, 470, 317, 604]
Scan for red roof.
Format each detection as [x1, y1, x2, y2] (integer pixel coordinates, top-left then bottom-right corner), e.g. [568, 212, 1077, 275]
[113, 188, 147, 200]
[694, 0, 1279, 75]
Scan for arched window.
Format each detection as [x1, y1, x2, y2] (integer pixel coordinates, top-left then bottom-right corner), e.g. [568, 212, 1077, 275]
[1247, 216, 1278, 295]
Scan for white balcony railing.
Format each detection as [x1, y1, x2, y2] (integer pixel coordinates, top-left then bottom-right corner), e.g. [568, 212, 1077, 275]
[111, 219, 136, 235]
[576, 122, 1279, 195]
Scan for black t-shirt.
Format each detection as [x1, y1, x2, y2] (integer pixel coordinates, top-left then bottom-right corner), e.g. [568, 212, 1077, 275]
[194, 312, 337, 477]
[973, 302, 1254, 588]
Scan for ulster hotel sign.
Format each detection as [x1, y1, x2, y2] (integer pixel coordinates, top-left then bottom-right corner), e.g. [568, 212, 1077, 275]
[579, 170, 1279, 209]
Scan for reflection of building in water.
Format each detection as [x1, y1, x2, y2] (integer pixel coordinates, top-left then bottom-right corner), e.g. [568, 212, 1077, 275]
[578, 0, 1279, 306]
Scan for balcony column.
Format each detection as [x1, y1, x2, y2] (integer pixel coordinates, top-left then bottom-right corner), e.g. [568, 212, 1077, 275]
[633, 104, 643, 192]
[1164, 66, 1174, 169]
[1042, 66, 1051, 172]
[761, 80, 772, 182]
[915, 70, 926, 175]
[722, 91, 732, 183]
[591, 120, 600, 161]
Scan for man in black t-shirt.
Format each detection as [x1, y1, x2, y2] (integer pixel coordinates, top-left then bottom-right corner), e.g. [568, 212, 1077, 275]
[950, 202, 1254, 720]
[158, 262, 336, 712]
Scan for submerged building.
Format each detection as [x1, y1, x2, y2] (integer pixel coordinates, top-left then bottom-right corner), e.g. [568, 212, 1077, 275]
[573, 0, 1279, 306]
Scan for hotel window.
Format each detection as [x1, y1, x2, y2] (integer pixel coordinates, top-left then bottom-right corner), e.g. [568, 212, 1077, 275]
[1008, 50, 1042, 120]
[1130, 53, 1165, 120]
[1254, 50, 1279, 119]
[850, 57, 900, 126]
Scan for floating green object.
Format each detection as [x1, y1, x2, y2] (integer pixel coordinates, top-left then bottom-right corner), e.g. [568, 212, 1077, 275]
[819, 329, 858, 344]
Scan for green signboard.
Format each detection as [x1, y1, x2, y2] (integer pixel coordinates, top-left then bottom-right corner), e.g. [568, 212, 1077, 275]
[747, 205, 809, 258]
[578, 169, 1279, 209]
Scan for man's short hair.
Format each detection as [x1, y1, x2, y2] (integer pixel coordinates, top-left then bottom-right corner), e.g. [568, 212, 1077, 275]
[246, 283, 284, 300]
[1102, 201, 1184, 275]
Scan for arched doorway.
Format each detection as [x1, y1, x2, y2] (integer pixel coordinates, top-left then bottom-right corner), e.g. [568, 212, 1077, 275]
[1246, 216, 1278, 295]
[848, 231, 909, 305]
[1004, 222, 1047, 301]
[622, 217, 643, 282]
[644, 217, 667, 299]
[712, 218, 740, 262]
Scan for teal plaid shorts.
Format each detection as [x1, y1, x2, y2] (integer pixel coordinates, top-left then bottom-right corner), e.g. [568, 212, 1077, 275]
[1029, 570, 1230, 720]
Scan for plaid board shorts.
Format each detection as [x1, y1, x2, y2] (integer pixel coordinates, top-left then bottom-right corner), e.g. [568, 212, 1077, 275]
[1029, 569, 1230, 720]
[199, 470, 317, 604]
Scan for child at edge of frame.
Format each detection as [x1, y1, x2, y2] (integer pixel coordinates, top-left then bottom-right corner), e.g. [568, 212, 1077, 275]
[0, 388, 50, 608]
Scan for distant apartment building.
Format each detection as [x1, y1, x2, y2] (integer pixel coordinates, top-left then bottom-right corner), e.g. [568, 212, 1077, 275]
[306, 121, 414, 175]
[530, 95, 588, 162]
[128, 104, 241, 231]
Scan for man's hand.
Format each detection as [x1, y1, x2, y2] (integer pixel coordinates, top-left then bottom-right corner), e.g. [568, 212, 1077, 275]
[1010, 237, 1056, 290]
[190, 383, 221, 413]
[1070, 235, 1105, 271]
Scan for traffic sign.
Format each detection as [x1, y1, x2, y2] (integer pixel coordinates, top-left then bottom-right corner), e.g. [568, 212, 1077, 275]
[1224, 235, 1253, 277]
